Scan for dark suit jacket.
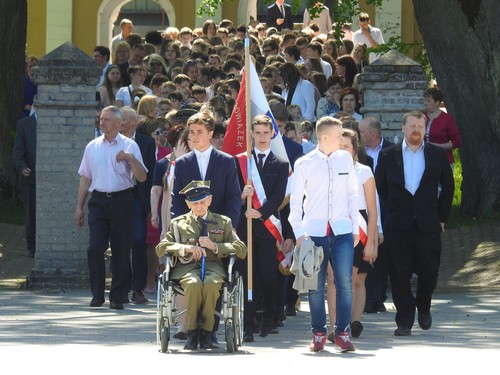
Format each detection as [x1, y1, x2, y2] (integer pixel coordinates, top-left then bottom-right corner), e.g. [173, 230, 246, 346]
[118, 61, 132, 86]
[171, 148, 241, 228]
[375, 142, 454, 233]
[236, 151, 289, 240]
[134, 132, 156, 215]
[266, 3, 294, 31]
[13, 114, 37, 185]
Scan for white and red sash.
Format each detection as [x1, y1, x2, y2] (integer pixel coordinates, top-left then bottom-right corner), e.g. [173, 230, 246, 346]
[236, 153, 283, 244]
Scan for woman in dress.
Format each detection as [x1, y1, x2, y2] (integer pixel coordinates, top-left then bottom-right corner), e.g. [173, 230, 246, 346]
[115, 65, 152, 107]
[281, 62, 317, 122]
[339, 87, 362, 121]
[423, 87, 462, 166]
[97, 65, 122, 107]
[316, 74, 344, 119]
[327, 128, 378, 341]
[336, 54, 358, 87]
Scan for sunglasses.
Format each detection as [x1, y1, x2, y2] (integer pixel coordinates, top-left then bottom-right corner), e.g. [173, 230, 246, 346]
[154, 128, 166, 136]
[150, 62, 162, 67]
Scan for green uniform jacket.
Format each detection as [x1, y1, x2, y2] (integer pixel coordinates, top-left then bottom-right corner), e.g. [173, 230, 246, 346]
[156, 210, 247, 280]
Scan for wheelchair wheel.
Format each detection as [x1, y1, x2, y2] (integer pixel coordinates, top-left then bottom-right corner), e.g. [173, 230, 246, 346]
[232, 273, 244, 348]
[160, 324, 170, 353]
[226, 325, 235, 353]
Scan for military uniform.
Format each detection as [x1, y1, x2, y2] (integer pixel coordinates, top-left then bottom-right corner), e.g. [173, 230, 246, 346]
[156, 182, 246, 336]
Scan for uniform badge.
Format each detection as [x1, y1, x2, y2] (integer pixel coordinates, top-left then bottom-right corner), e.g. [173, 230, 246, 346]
[209, 228, 224, 234]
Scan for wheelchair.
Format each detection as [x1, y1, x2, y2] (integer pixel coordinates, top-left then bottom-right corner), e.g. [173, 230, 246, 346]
[156, 253, 244, 353]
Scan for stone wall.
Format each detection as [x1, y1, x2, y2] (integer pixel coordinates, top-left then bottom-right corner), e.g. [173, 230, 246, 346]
[29, 43, 100, 288]
[358, 49, 429, 141]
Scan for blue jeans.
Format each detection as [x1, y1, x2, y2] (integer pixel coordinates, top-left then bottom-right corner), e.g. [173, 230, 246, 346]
[308, 232, 354, 334]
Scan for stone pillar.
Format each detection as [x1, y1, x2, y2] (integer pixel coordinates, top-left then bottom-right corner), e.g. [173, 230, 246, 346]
[358, 49, 429, 141]
[29, 43, 100, 288]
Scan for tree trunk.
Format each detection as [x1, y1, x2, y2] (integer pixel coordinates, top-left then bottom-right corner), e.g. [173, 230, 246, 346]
[412, 0, 500, 217]
[0, 0, 28, 197]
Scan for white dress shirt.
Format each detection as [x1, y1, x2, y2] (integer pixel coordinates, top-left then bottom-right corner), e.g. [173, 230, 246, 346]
[365, 137, 384, 171]
[194, 145, 213, 180]
[254, 147, 271, 167]
[402, 139, 425, 195]
[290, 148, 359, 239]
[352, 26, 385, 63]
[78, 133, 146, 193]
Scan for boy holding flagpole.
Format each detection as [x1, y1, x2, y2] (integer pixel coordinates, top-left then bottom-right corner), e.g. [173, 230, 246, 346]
[235, 115, 289, 343]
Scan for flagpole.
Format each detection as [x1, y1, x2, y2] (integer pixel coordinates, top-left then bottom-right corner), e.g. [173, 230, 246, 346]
[245, 25, 253, 302]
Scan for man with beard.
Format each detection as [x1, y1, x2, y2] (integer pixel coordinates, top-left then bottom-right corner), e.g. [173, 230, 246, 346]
[375, 110, 454, 337]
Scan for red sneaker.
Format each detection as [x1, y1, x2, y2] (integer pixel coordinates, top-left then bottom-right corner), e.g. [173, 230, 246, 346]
[309, 332, 326, 352]
[335, 331, 355, 352]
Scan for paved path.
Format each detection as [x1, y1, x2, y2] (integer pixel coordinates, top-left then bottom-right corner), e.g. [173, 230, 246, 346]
[1, 289, 499, 373]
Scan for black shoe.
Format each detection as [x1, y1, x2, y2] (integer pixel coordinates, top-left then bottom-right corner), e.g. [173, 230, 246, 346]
[377, 302, 387, 312]
[394, 326, 411, 336]
[89, 298, 104, 307]
[210, 333, 220, 349]
[364, 302, 378, 314]
[418, 312, 432, 330]
[285, 305, 296, 316]
[259, 317, 273, 337]
[184, 330, 199, 350]
[131, 290, 149, 304]
[173, 331, 188, 340]
[199, 329, 213, 349]
[110, 301, 124, 310]
[243, 330, 254, 342]
[350, 321, 363, 338]
[117, 297, 130, 304]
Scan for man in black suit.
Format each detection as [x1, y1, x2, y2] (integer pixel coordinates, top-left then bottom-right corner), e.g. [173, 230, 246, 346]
[121, 107, 156, 304]
[375, 110, 454, 336]
[266, 0, 294, 32]
[118, 44, 147, 87]
[358, 116, 394, 313]
[236, 115, 289, 342]
[13, 112, 37, 257]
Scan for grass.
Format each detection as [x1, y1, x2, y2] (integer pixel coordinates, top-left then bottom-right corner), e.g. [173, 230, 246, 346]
[446, 150, 500, 229]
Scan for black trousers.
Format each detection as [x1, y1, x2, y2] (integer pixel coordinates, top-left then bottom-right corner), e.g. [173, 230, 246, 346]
[87, 190, 133, 302]
[237, 234, 278, 329]
[385, 221, 442, 329]
[20, 183, 36, 253]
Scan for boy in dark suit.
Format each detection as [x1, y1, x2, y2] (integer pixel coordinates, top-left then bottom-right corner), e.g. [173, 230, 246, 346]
[236, 115, 289, 342]
[171, 111, 241, 228]
[375, 110, 454, 336]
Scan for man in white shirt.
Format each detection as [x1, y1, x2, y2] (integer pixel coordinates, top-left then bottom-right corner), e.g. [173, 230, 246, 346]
[75, 106, 147, 310]
[352, 12, 385, 63]
[290, 116, 359, 352]
[111, 18, 133, 55]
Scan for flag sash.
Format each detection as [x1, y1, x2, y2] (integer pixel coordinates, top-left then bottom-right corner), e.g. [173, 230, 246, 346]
[236, 153, 283, 244]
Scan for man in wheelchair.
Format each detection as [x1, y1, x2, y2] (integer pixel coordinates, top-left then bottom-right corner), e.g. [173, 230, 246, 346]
[156, 180, 247, 350]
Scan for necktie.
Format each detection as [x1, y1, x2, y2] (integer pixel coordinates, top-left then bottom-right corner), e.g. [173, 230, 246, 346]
[199, 217, 208, 281]
[280, 5, 284, 17]
[257, 153, 265, 171]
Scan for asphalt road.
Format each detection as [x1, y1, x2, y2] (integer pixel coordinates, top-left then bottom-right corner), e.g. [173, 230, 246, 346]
[1, 289, 499, 374]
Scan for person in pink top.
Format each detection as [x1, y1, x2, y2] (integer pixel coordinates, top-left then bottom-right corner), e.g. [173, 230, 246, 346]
[423, 88, 462, 166]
